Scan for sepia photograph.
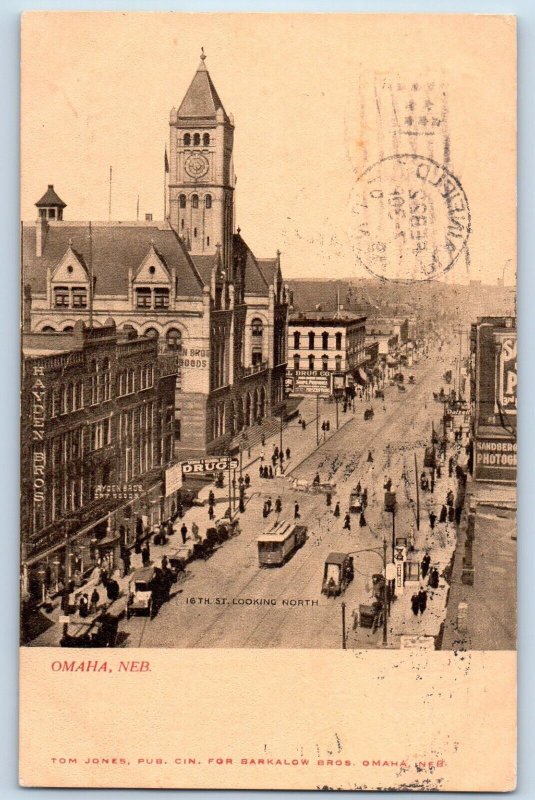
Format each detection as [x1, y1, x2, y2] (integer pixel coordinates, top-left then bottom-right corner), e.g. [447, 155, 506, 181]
[19, 11, 517, 791]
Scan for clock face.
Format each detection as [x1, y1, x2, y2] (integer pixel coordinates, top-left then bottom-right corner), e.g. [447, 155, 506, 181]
[184, 153, 209, 180]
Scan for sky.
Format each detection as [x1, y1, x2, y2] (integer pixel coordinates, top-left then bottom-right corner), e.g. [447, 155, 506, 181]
[21, 13, 516, 285]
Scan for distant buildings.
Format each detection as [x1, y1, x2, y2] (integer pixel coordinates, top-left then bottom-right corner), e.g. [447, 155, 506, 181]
[287, 310, 367, 396]
[21, 320, 178, 603]
[469, 316, 517, 486]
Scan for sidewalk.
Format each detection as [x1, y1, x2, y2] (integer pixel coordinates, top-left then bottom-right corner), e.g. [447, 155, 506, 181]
[27, 394, 356, 646]
[385, 424, 471, 647]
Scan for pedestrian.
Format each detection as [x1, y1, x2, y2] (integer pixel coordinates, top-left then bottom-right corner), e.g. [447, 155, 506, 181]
[166, 519, 174, 538]
[275, 497, 282, 514]
[436, 464, 442, 479]
[177, 502, 184, 519]
[161, 555, 168, 571]
[90, 588, 100, 615]
[343, 512, 351, 530]
[429, 567, 439, 589]
[356, 480, 362, 495]
[362, 488, 368, 509]
[79, 593, 89, 618]
[261, 433, 266, 447]
[134, 535, 142, 555]
[260, 448, 265, 462]
[446, 489, 454, 507]
[448, 505, 455, 523]
[279, 451, 284, 465]
[439, 504, 448, 524]
[359, 511, 367, 527]
[326, 492, 332, 507]
[122, 550, 131, 577]
[274, 445, 279, 459]
[294, 502, 300, 520]
[268, 466, 274, 479]
[302, 419, 307, 430]
[313, 473, 320, 486]
[259, 464, 264, 479]
[334, 501, 341, 518]
[429, 511, 437, 530]
[263, 502, 269, 519]
[244, 473, 251, 489]
[106, 578, 120, 603]
[271, 453, 277, 468]
[421, 553, 431, 579]
[208, 504, 215, 521]
[448, 456, 454, 477]
[180, 523, 188, 544]
[99, 566, 109, 587]
[411, 593, 420, 616]
[455, 506, 462, 525]
[208, 490, 215, 506]
[286, 447, 291, 460]
[141, 544, 150, 567]
[239, 496, 245, 513]
[367, 451, 373, 463]
[418, 587, 428, 614]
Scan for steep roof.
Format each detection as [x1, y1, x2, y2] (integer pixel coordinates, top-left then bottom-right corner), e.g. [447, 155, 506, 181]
[190, 254, 217, 286]
[22, 222, 204, 297]
[35, 185, 66, 208]
[257, 258, 279, 289]
[177, 56, 228, 120]
[232, 233, 269, 296]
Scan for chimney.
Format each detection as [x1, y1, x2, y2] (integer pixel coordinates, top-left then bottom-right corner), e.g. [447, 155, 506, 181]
[35, 217, 47, 257]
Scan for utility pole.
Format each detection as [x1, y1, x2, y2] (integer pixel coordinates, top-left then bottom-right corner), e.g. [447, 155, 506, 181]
[228, 459, 232, 519]
[341, 602, 347, 650]
[279, 413, 283, 455]
[414, 452, 420, 531]
[335, 395, 339, 429]
[382, 537, 388, 646]
[316, 394, 320, 446]
[453, 328, 466, 400]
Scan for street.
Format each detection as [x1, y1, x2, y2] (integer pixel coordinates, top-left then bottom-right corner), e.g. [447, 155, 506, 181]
[113, 342, 458, 649]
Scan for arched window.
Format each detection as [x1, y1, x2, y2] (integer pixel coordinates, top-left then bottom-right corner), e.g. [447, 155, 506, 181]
[144, 328, 159, 339]
[193, 133, 201, 146]
[308, 331, 315, 350]
[322, 355, 329, 371]
[308, 354, 315, 371]
[192, 194, 199, 209]
[205, 194, 212, 209]
[179, 194, 186, 209]
[322, 331, 329, 349]
[166, 328, 182, 352]
[251, 318, 263, 337]
[335, 332, 343, 350]
[293, 331, 300, 349]
[63, 325, 74, 332]
[183, 133, 191, 146]
[203, 133, 210, 146]
[293, 354, 300, 371]
[42, 326, 55, 332]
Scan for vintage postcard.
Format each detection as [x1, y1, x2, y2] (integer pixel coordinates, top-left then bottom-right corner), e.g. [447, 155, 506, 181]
[19, 12, 516, 791]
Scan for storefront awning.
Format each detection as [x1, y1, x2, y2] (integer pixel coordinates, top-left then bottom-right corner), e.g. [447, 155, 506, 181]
[355, 368, 368, 385]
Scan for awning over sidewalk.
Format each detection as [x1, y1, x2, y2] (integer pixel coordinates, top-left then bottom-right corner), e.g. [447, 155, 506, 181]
[355, 368, 368, 385]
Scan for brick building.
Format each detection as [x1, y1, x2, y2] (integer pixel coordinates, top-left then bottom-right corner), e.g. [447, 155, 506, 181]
[21, 320, 177, 603]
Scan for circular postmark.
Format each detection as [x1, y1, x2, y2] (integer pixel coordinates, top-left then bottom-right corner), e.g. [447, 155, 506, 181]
[351, 154, 471, 282]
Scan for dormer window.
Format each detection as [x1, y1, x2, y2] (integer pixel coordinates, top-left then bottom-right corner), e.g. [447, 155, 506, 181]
[54, 286, 69, 307]
[136, 287, 152, 308]
[154, 288, 170, 309]
[72, 288, 87, 307]
[48, 208, 56, 219]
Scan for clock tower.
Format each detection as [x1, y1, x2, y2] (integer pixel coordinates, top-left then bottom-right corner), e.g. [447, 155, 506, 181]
[168, 52, 235, 275]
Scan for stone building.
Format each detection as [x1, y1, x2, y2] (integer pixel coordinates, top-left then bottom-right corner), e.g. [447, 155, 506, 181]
[22, 53, 288, 459]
